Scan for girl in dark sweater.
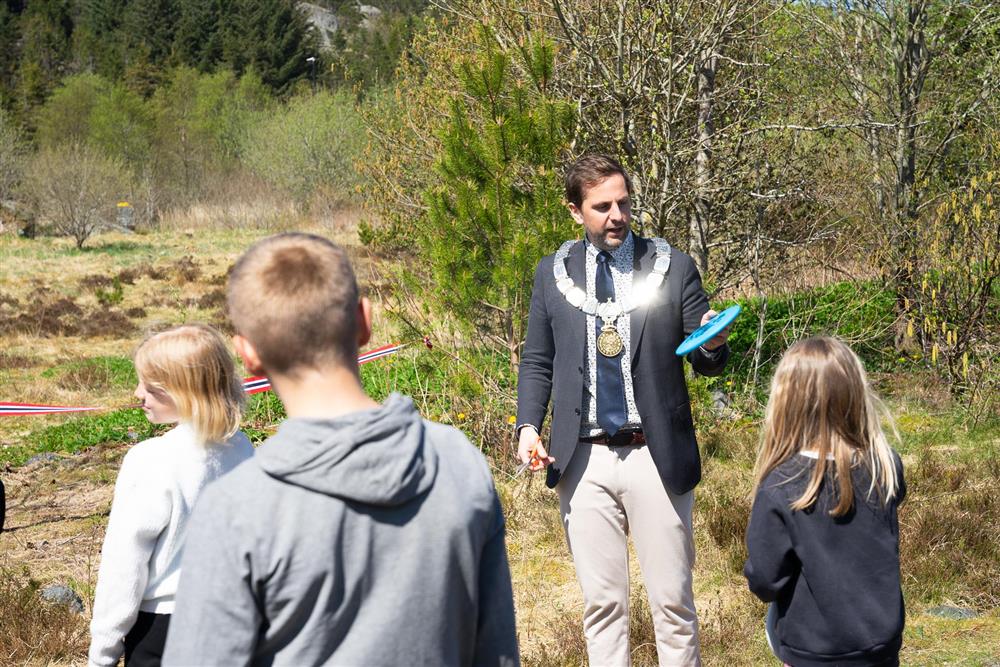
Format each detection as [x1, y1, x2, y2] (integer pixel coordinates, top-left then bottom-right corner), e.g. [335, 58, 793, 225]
[744, 337, 906, 667]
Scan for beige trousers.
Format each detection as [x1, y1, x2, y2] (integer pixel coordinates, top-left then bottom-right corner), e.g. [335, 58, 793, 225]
[557, 442, 700, 667]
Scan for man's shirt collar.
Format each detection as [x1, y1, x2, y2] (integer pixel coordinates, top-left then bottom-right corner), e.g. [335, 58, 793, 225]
[584, 230, 634, 260]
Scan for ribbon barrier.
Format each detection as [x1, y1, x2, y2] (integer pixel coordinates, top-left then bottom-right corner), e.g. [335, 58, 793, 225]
[0, 403, 104, 417]
[241, 343, 406, 395]
[2, 343, 406, 416]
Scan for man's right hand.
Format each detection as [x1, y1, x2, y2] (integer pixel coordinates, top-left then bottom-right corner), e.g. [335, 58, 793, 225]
[517, 426, 555, 471]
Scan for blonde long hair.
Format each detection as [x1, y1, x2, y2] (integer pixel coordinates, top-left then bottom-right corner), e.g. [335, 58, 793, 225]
[752, 336, 899, 516]
[134, 324, 245, 445]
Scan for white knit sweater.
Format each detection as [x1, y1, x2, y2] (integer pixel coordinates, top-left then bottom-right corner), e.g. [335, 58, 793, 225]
[88, 424, 254, 667]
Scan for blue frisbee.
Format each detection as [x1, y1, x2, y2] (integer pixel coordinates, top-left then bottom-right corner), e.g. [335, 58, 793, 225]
[675, 304, 741, 356]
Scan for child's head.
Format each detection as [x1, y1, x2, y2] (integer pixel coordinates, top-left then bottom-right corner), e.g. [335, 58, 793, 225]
[226, 233, 369, 377]
[754, 336, 898, 516]
[134, 323, 245, 445]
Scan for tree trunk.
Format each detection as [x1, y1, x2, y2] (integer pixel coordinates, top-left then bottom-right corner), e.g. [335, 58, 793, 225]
[891, 0, 926, 351]
[689, 48, 716, 278]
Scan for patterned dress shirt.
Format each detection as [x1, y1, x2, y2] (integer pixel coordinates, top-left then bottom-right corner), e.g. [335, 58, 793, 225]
[581, 233, 642, 437]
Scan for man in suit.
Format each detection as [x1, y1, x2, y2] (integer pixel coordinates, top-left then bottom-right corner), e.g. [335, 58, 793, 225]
[516, 154, 730, 666]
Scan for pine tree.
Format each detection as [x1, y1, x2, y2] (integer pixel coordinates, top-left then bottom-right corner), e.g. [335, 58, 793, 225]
[14, 0, 73, 115]
[76, 0, 128, 78]
[421, 29, 576, 365]
[173, 0, 222, 71]
[80, 0, 126, 42]
[0, 3, 21, 106]
[219, 0, 318, 94]
[122, 0, 179, 68]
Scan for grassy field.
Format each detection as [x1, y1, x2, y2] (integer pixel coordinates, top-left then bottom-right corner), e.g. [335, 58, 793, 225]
[1, 222, 998, 666]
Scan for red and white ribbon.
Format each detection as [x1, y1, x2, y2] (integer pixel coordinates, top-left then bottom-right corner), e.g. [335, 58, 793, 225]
[2, 343, 407, 415]
[357, 342, 407, 364]
[0, 402, 104, 416]
[241, 343, 406, 395]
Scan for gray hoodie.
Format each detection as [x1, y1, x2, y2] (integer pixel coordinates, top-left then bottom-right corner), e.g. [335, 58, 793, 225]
[162, 393, 519, 666]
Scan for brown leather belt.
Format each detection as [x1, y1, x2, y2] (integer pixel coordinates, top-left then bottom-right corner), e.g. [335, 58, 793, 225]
[581, 429, 645, 447]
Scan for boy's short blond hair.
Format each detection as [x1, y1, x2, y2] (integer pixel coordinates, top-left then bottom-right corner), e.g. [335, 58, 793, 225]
[227, 233, 360, 375]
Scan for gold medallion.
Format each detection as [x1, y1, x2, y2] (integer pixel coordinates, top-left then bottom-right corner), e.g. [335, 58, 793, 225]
[597, 325, 624, 357]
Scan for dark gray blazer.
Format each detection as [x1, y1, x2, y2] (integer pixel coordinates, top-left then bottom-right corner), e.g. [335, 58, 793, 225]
[516, 236, 729, 495]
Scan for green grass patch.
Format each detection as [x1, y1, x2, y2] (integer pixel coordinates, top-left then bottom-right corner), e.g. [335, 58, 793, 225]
[41, 356, 136, 391]
[903, 612, 1000, 665]
[242, 391, 287, 444]
[79, 240, 158, 256]
[2, 409, 160, 467]
[360, 350, 452, 411]
[360, 347, 514, 410]
[895, 408, 1000, 459]
[214, 348, 518, 456]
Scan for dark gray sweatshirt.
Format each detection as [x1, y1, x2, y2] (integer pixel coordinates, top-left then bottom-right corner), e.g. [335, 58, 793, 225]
[162, 393, 519, 666]
[744, 452, 906, 667]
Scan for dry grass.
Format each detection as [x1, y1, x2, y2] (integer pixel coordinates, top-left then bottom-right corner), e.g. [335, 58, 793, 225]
[0, 220, 378, 443]
[158, 201, 305, 232]
[0, 566, 90, 666]
[901, 449, 1000, 610]
[0, 350, 35, 370]
[0, 295, 137, 339]
[156, 172, 306, 233]
[0, 446, 124, 666]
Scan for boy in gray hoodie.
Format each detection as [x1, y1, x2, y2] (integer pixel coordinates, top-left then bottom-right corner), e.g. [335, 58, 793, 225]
[162, 233, 519, 666]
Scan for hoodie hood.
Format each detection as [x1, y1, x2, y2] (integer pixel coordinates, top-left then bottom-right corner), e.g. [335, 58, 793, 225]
[255, 393, 437, 506]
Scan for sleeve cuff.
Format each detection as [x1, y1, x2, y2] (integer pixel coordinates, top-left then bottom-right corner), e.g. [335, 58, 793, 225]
[515, 423, 539, 436]
[699, 344, 723, 358]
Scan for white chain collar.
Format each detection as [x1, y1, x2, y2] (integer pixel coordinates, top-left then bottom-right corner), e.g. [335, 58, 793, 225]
[553, 237, 671, 321]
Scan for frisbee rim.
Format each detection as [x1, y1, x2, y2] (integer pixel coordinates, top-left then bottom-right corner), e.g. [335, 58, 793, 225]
[675, 304, 741, 356]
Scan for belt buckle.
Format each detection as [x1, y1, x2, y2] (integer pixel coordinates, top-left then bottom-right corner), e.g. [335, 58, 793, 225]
[609, 430, 642, 447]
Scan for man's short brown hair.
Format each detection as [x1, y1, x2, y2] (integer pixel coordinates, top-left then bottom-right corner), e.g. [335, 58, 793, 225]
[564, 154, 634, 207]
[227, 233, 359, 374]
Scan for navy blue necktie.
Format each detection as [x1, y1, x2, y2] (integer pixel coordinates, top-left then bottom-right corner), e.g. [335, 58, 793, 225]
[596, 251, 627, 436]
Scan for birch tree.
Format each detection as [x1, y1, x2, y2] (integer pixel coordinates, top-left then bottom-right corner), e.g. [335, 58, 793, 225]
[0, 109, 25, 206]
[546, 0, 770, 278]
[793, 0, 1000, 345]
[23, 144, 129, 249]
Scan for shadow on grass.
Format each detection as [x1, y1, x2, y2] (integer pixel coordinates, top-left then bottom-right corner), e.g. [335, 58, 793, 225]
[3, 510, 107, 534]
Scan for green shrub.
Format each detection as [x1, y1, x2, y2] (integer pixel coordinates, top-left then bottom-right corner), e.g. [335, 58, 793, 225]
[242, 89, 365, 205]
[719, 280, 896, 397]
[34, 73, 111, 150]
[94, 278, 125, 307]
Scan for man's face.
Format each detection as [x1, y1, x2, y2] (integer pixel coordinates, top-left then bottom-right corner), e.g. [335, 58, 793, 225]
[568, 173, 632, 252]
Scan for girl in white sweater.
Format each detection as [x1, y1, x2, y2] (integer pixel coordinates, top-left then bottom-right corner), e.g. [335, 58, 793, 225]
[89, 324, 254, 667]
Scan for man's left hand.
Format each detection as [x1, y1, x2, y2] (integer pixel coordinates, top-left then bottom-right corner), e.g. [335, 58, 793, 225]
[700, 310, 731, 351]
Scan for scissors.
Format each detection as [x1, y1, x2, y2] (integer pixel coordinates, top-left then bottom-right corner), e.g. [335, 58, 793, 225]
[513, 444, 543, 478]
